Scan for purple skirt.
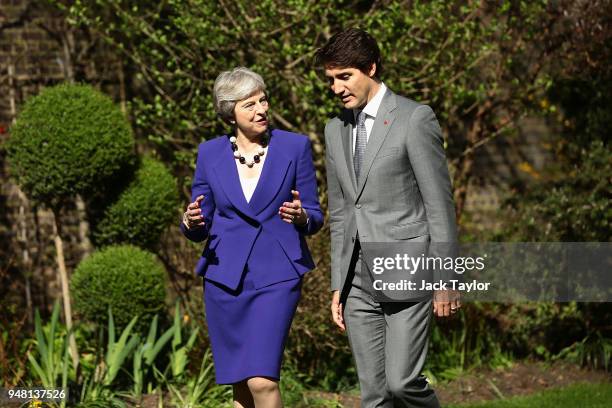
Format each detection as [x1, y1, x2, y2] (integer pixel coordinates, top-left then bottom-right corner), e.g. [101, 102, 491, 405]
[204, 270, 302, 384]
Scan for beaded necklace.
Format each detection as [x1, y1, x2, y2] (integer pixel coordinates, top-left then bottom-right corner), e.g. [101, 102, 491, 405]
[230, 134, 268, 168]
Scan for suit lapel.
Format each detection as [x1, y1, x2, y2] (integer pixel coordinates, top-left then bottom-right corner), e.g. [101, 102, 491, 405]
[356, 90, 397, 197]
[340, 109, 358, 192]
[212, 138, 255, 219]
[248, 130, 291, 215]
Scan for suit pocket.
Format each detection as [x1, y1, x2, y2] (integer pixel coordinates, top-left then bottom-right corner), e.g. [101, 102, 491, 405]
[202, 235, 221, 263]
[389, 220, 429, 240]
[196, 236, 221, 276]
[376, 147, 400, 159]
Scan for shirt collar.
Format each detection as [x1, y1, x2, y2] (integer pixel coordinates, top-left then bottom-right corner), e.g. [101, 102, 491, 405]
[354, 82, 387, 121]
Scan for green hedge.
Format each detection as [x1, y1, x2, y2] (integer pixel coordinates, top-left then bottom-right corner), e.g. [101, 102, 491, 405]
[94, 156, 179, 248]
[71, 245, 166, 332]
[7, 83, 134, 204]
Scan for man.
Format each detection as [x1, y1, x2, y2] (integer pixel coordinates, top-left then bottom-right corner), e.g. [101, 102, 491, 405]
[316, 28, 460, 407]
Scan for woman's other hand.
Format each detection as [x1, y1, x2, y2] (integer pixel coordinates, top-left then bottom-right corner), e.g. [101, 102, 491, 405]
[279, 190, 308, 226]
[183, 195, 205, 229]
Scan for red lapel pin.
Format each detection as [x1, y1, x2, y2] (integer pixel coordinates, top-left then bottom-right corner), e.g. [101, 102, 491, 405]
[384, 120, 389, 125]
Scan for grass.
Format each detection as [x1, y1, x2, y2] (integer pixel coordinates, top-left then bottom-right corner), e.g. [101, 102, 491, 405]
[447, 382, 612, 408]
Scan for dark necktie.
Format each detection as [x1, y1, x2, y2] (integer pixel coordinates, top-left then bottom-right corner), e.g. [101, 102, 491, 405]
[354, 110, 367, 180]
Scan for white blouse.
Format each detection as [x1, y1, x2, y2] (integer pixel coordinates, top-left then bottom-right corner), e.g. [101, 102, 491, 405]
[236, 147, 267, 202]
[239, 176, 259, 202]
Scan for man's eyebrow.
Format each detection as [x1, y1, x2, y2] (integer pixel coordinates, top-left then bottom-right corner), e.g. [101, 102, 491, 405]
[326, 73, 344, 77]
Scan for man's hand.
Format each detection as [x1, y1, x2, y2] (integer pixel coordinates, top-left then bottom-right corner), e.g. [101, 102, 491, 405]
[330, 290, 345, 331]
[433, 290, 461, 317]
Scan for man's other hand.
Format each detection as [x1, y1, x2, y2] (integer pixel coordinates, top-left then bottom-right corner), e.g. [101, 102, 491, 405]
[330, 290, 346, 331]
[433, 290, 461, 317]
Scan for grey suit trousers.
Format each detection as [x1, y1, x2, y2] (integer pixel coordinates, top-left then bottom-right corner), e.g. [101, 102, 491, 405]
[344, 274, 440, 408]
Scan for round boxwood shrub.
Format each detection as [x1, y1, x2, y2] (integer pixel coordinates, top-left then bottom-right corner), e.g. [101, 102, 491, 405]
[71, 245, 166, 332]
[6, 83, 134, 204]
[94, 156, 180, 248]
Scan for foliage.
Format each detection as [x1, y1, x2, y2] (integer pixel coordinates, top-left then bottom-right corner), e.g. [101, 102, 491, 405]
[426, 303, 513, 383]
[104, 312, 139, 386]
[79, 312, 139, 405]
[71, 246, 166, 333]
[488, 0, 611, 372]
[94, 156, 180, 249]
[497, 0, 611, 242]
[426, 300, 611, 379]
[166, 305, 199, 381]
[285, 231, 357, 391]
[501, 140, 611, 241]
[166, 350, 231, 408]
[0, 299, 29, 386]
[6, 83, 134, 207]
[25, 305, 228, 407]
[26, 302, 70, 408]
[279, 362, 344, 408]
[140, 305, 224, 407]
[58, 0, 569, 219]
[131, 314, 174, 397]
[555, 332, 612, 372]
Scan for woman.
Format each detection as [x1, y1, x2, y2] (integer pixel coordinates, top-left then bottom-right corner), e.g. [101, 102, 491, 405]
[180, 67, 323, 408]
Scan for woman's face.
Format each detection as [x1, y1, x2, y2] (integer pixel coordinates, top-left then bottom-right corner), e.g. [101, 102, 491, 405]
[233, 91, 269, 138]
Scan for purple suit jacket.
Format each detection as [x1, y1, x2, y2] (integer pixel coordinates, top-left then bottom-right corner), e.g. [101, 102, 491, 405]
[181, 129, 323, 290]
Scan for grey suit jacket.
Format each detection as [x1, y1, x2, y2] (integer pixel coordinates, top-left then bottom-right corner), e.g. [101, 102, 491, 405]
[325, 89, 458, 293]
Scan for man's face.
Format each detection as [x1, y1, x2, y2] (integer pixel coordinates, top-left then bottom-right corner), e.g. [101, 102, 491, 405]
[324, 65, 377, 109]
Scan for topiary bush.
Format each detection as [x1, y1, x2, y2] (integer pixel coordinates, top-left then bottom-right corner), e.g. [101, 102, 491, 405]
[6, 83, 134, 205]
[71, 245, 167, 332]
[93, 156, 180, 249]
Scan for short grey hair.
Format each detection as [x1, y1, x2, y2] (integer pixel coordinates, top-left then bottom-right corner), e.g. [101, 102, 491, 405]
[213, 67, 266, 122]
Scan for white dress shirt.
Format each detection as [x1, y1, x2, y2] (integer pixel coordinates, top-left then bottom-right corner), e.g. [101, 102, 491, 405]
[352, 82, 387, 154]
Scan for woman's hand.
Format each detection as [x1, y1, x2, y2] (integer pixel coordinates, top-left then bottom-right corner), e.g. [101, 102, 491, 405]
[183, 195, 205, 230]
[279, 190, 308, 226]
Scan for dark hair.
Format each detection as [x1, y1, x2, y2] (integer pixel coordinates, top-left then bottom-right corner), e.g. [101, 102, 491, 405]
[315, 28, 383, 78]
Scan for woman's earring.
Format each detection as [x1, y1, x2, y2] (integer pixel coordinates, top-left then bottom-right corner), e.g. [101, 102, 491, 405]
[230, 120, 236, 124]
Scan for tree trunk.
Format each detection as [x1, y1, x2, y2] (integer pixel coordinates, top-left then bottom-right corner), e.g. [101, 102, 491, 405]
[60, 29, 92, 259]
[75, 194, 92, 257]
[454, 151, 475, 224]
[118, 61, 127, 114]
[453, 109, 487, 223]
[20, 198, 34, 324]
[60, 30, 75, 82]
[51, 210, 79, 370]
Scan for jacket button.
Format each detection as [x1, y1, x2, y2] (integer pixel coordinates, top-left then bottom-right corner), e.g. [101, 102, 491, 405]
[355, 204, 362, 209]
